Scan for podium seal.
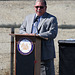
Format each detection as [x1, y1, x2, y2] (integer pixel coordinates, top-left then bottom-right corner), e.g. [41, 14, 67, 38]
[17, 38, 33, 55]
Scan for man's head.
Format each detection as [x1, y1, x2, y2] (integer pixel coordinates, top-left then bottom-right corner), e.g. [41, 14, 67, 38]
[34, 0, 47, 16]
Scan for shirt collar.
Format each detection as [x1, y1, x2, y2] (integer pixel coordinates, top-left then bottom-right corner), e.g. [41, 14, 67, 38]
[35, 14, 42, 18]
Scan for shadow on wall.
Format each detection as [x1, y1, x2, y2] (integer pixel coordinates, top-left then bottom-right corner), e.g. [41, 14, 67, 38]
[58, 25, 75, 29]
[0, 24, 21, 28]
[0, 24, 75, 29]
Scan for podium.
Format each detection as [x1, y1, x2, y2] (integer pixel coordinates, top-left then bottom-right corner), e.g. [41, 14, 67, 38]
[10, 34, 47, 75]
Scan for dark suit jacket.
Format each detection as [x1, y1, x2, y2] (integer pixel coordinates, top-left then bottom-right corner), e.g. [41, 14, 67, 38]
[20, 12, 58, 60]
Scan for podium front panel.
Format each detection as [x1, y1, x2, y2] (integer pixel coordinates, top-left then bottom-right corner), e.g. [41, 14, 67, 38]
[15, 36, 35, 75]
[14, 35, 41, 75]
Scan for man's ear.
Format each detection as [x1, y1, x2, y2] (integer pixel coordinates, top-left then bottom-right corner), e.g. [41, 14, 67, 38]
[45, 6, 47, 10]
[46, 6, 47, 9]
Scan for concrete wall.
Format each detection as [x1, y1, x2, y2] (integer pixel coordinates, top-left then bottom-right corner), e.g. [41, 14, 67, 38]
[0, 1, 75, 75]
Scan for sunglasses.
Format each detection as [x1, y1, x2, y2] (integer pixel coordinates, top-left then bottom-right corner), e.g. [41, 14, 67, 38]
[35, 6, 44, 9]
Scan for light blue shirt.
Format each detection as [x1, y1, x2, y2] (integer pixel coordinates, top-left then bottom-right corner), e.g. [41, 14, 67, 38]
[32, 15, 42, 34]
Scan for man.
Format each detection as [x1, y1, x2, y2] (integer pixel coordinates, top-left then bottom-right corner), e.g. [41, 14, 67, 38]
[19, 0, 58, 75]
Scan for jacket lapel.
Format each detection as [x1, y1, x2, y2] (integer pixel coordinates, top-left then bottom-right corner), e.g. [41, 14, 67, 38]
[38, 18, 46, 30]
[38, 12, 48, 30]
[29, 14, 35, 33]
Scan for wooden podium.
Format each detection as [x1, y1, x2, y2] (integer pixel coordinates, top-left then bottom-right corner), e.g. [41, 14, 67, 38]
[10, 34, 46, 75]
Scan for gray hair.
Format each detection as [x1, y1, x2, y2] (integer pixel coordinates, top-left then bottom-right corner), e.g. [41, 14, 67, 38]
[35, 0, 47, 6]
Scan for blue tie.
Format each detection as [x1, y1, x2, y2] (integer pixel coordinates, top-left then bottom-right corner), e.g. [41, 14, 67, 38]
[32, 16, 40, 34]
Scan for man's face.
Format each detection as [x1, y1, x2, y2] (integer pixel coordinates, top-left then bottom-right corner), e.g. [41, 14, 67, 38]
[34, 2, 47, 16]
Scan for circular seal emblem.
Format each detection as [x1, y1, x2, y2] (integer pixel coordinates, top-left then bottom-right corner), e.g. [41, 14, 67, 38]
[17, 38, 33, 55]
